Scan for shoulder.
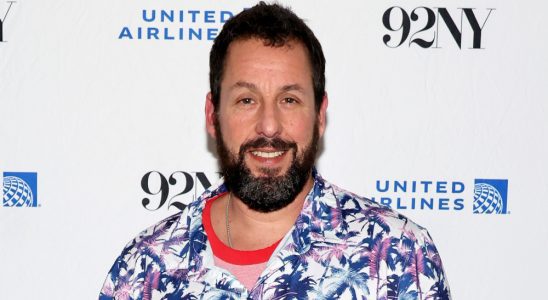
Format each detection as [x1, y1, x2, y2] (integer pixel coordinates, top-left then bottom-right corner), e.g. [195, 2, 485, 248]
[110, 179, 227, 269]
[99, 211, 188, 298]
[99, 180, 228, 298]
[121, 211, 188, 261]
[314, 177, 451, 297]
[99, 194, 210, 298]
[318, 177, 432, 246]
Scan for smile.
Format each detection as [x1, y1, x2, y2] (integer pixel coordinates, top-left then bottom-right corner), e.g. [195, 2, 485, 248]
[251, 150, 285, 158]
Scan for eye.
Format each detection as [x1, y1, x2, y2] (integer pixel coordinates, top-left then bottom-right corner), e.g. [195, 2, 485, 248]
[238, 98, 254, 105]
[282, 97, 298, 104]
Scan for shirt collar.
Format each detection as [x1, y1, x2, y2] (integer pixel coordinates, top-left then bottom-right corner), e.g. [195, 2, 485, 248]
[184, 168, 345, 267]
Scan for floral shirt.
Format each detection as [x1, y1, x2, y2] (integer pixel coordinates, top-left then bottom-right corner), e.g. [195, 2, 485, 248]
[100, 172, 451, 299]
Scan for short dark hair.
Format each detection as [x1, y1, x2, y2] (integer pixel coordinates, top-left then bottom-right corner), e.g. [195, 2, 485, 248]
[209, 2, 326, 112]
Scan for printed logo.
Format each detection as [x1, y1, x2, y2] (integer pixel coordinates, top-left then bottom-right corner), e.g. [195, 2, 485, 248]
[382, 6, 495, 49]
[371, 180, 465, 211]
[370, 177, 509, 215]
[473, 179, 508, 214]
[140, 171, 220, 211]
[0, 1, 16, 42]
[119, 8, 239, 41]
[2, 172, 38, 207]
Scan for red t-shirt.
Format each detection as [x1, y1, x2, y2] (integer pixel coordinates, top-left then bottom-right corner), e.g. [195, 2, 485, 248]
[202, 195, 281, 290]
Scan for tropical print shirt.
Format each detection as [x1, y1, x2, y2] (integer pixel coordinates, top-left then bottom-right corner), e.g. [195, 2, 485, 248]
[100, 171, 451, 299]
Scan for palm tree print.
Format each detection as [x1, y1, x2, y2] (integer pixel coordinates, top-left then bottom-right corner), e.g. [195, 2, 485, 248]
[100, 171, 451, 299]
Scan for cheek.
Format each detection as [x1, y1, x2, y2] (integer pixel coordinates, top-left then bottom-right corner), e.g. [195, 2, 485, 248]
[287, 116, 317, 144]
[219, 116, 251, 151]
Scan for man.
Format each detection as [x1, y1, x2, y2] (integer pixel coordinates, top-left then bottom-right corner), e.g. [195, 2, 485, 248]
[100, 2, 451, 299]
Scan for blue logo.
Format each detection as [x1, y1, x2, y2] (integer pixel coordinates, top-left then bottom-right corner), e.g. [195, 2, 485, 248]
[371, 180, 466, 211]
[2, 172, 38, 207]
[370, 177, 509, 215]
[119, 9, 238, 41]
[473, 179, 508, 214]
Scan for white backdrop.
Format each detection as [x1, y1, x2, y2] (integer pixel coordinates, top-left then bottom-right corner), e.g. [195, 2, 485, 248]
[1, 1, 547, 299]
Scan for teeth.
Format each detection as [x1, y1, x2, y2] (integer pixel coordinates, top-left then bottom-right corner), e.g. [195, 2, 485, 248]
[252, 151, 284, 158]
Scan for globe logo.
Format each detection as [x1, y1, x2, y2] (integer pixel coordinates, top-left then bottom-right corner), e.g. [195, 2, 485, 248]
[3, 176, 34, 207]
[473, 183, 503, 214]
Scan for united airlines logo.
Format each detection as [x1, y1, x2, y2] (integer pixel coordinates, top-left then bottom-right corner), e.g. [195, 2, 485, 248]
[371, 180, 465, 211]
[370, 177, 509, 215]
[2, 172, 38, 207]
[473, 179, 508, 214]
[119, 8, 239, 41]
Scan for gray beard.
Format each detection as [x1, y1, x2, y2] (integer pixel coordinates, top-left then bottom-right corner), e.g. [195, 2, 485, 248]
[215, 122, 319, 213]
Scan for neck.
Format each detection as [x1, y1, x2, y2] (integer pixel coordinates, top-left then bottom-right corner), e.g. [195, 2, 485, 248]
[211, 175, 314, 251]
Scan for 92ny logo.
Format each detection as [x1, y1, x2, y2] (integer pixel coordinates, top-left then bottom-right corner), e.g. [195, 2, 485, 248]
[140, 171, 219, 211]
[382, 7, 495, 49]
[0, 1, 16, 42]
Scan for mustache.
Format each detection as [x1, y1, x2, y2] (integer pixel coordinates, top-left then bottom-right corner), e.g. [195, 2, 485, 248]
[239, 137, 297, 154]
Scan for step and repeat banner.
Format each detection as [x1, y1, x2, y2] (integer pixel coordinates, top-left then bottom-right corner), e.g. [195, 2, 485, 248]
[1, 0, 547, 299]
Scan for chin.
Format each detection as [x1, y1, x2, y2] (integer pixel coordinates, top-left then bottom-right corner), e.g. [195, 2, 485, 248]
[248, 169, 277, 179]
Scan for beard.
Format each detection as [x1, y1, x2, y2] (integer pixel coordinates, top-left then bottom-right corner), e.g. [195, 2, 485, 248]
[214, 120, 319, 213]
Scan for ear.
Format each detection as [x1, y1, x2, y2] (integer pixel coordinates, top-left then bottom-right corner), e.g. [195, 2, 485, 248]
[205, 92, 217, 139]
[318, 93, 328, 137]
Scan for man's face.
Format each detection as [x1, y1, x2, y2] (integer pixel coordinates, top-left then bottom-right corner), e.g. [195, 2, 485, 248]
[206, 38, 327, 212]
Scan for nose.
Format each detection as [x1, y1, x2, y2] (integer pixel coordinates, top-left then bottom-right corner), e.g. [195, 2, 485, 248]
[255, 101, 282, 138]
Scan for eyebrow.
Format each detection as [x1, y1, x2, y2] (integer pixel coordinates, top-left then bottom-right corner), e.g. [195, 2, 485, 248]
[229, 81, 306, 93]
[230, 81, 258, 92]
[280, 84, 305, 93]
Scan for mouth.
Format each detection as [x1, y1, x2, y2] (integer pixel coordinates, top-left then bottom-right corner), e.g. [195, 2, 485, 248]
[239, 137, 297, 170]
[246, 148, 292, 169]
[251, 150, 285, 158]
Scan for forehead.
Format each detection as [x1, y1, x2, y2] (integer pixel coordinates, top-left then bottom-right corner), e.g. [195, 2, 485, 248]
[221, 38, 313, 89]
